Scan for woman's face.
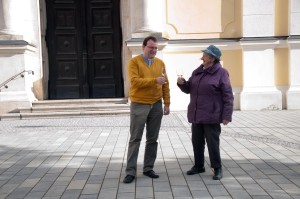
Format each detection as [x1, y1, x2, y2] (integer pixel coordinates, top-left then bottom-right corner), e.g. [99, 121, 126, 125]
[201, 52, 215, 68]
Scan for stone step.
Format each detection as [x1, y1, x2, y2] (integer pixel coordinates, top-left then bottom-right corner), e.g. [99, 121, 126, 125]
[0, 109, 130, 120]
[18, 104, 129, 113]
[0, 98, 130, 120]
[31, 98, 128, 107]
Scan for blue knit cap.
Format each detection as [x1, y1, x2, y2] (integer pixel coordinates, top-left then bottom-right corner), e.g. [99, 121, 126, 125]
[202, 45, 222, 61]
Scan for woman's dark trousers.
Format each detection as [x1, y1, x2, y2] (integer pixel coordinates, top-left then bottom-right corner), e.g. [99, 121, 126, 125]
[191, 123, 222, 169]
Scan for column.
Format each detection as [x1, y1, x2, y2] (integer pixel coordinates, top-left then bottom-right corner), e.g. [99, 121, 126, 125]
[0, 0, 12, 34]
[240, 0, 282, 110]
[130, 0, 164, 38]
[0, 0, 22, 39]
[286, 0, 300, 109]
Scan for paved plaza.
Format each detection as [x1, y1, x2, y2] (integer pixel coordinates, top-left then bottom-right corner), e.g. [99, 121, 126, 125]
[0, 110, 300, 199]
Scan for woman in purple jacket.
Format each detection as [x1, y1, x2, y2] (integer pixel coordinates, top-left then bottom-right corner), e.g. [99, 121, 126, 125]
[177, 45, 234, 180]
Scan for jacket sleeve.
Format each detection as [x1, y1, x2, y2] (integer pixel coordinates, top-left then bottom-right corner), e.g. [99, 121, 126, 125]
[220, 69, 234, 121]
[177, 74, 193, 94]
[128, 59, 156, 88]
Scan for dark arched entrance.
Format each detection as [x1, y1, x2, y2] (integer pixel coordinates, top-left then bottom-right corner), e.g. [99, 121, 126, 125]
[46, 0, 123, 99]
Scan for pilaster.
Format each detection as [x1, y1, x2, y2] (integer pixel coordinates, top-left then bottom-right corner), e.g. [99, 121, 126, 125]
[286, 0, 300, 109]
[0, 0, 22, 39]
[130, 0, 164, 38]
[242, 0, 275, 37]
[286, 37, 300, 109]
[240, 39, 282, 110]
[289, 0, 300, 36]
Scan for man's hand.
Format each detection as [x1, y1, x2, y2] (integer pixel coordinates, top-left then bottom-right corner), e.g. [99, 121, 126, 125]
[163, 106, 170, 115]
[156, 77, 166, 84]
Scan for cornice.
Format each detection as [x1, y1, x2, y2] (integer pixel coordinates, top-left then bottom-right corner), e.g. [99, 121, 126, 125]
[125, 36, 300, 52]
[0, 40, 36, 54]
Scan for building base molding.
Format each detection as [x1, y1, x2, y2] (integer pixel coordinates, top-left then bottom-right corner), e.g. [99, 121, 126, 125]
[0, 40, 37, 114]
[232, 87, 242, 110]
[0, 33, 23, 40]
[0, 91, 35, 114]
[240, 89, 282, 110]
[287, 88, 300, 109]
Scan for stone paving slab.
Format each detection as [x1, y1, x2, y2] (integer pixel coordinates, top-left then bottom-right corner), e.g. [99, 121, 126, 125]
[0, 111, 300, 199]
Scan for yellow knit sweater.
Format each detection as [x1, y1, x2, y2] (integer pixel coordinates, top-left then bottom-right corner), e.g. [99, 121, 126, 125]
[128, 55, 170, 107]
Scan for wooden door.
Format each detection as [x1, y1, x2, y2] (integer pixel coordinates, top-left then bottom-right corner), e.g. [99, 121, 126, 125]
[46, 0, 123, 99]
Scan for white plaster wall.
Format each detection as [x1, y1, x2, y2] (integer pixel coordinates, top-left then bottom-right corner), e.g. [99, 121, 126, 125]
[290, 48, 300, 86]
[287, 47, 300, 109]
[243, 0, 274, 15]
[240, 91, 282, 110]
[162, 53, 201, 111]
[243, 0, 274, 37]
[243, 15, 274, 37]
[0, 50, 37, 94]
[240, 46, 282, 110]
[288, 0, 300, 108]
[0, 50, 37, 113]
[290, 0, 300, 35]
[0, 54, 26, 92]
[243, 49, 275, 88]
[4, 0, 37, 43]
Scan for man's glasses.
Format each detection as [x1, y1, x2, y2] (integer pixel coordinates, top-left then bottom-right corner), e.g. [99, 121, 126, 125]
[146, 46, 158, 50]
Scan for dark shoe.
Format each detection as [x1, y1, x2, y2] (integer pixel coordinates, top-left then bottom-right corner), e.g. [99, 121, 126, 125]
[123, 175, 135, 183]
[186, 166, 205, 175]
[143, 170, 159, 178]
[213, 168, 222, 180]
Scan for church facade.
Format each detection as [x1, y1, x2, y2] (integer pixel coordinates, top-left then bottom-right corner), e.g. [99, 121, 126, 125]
[0, 0, 299, 113]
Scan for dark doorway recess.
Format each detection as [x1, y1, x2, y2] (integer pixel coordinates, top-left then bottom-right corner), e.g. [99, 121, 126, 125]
[46, 0, 123, 99]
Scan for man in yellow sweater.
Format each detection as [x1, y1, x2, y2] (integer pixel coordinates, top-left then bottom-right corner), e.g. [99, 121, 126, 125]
[123, 36, 171, 183]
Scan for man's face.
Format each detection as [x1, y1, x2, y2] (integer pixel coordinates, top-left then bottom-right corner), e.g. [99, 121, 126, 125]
[142, 39, 158, 59]
[201, 52, 215, 67]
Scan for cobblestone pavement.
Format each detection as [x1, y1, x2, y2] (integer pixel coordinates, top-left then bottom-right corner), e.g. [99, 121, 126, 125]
[0, 111, 300, 199]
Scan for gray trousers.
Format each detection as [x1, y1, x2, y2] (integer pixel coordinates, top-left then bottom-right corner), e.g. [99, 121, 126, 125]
[125, 100, 163, 176]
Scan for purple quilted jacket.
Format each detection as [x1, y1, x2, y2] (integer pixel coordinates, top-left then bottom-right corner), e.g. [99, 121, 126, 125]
[178, 63, 234, 124]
